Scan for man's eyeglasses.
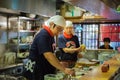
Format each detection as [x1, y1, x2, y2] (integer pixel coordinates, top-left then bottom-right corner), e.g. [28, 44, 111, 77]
[56, 26, 64, 32]
[54, 24, 64, 32]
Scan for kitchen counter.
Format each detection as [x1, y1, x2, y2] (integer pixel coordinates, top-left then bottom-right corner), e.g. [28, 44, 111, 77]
[79, 53, 120, 80]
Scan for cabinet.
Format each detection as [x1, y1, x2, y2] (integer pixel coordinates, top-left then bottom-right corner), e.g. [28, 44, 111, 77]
[8, 16, 41, 59]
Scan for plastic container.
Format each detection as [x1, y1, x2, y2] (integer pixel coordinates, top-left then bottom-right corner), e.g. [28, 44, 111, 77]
[44, 74, 63, 80]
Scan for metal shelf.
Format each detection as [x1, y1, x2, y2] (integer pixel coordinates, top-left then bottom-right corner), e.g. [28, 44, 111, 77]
[0, 63, 23, 72]
[19, 30, 36, 33]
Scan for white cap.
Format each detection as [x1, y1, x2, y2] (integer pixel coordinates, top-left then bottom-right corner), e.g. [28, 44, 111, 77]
[66, 21, 73, 27]
[45, 15, 66, 27]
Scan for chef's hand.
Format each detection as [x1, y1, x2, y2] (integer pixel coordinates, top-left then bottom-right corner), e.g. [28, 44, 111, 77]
[80, 44, 86, 52]
[64, 68, 75, 76]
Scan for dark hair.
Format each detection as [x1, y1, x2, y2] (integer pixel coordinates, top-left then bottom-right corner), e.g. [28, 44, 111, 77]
[103, 37, 111, 43]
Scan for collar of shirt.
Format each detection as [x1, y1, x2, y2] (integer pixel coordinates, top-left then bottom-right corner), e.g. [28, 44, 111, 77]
[63, 31, 73, 39]
[43, 25, 54, 37]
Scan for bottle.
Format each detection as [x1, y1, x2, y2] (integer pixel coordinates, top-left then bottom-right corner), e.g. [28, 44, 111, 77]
[71, 10, 74, 17]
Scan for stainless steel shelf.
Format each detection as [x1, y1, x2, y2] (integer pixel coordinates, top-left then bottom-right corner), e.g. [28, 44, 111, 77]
[19, 30, 36, 32]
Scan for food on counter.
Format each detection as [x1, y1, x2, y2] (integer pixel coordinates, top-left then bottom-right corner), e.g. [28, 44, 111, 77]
[80, 44, 86, 52]
[77, 58, 89, 62]
[44, 74, 63, 80]
[76, 58, 98, 66]
[101, 63, 109, 72]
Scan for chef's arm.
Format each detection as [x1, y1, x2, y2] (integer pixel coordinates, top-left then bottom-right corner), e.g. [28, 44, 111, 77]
[44, 52, 75, 75]
[43, 52, 65, 71]
[63, 44, 86, 54]
[63, 47, 80, 54]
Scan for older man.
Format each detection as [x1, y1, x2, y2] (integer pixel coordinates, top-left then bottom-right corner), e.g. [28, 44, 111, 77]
[58, 20, 85, 68]
[23, 15, 75, 80]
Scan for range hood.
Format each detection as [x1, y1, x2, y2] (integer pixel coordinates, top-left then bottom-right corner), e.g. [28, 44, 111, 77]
[0, 7, 20, 16]
[0, 0, 56, 17]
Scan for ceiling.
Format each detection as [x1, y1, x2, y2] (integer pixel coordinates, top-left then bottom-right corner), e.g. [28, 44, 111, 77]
[61, 0, 120, 19]
[101, 0, 120, 9]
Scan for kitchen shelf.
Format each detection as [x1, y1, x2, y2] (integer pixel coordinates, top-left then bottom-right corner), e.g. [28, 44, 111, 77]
[19, 43, 31, 45]
[9, 43, 30, 46]
[19, 30, 36, 33]
[8, 16, 40, 59]
[0, 63, 23, 72]
[65, 16, 82, 19]
[0, 63, 23, 70]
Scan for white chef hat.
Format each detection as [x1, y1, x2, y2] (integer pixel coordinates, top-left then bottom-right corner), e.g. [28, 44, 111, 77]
[65, 21, 73, 27]
[45, 15, 66, 27]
